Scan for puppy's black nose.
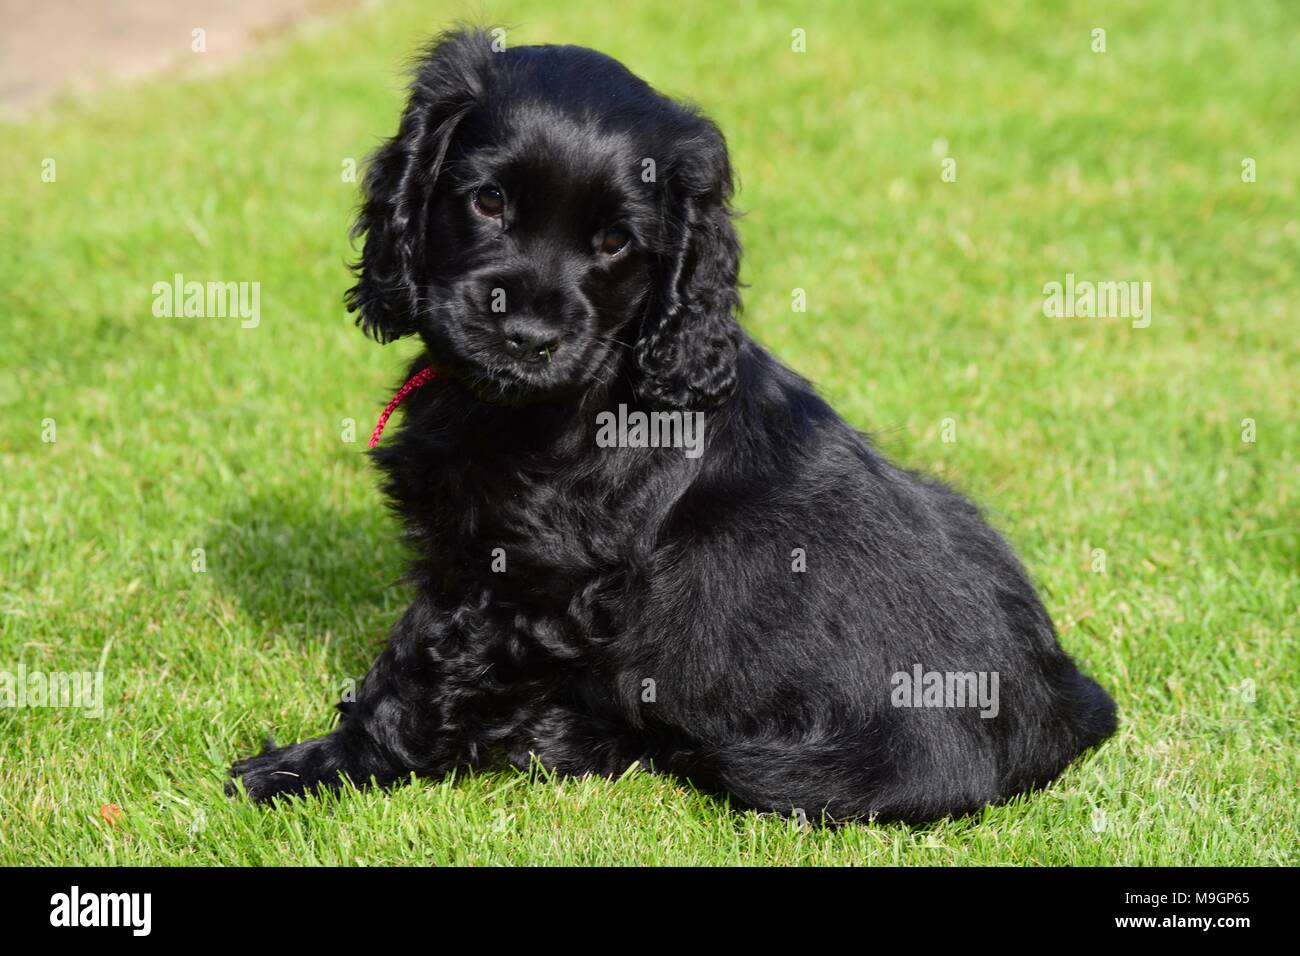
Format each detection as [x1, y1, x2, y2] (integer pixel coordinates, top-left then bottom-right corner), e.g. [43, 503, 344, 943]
[501, 317, 561, 364]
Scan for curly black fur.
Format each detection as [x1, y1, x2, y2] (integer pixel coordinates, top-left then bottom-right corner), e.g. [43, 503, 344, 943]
[230, 28, 1116, 823]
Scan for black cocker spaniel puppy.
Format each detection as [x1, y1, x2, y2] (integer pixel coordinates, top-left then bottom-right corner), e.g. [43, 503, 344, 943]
[231, 28, 1116, 823]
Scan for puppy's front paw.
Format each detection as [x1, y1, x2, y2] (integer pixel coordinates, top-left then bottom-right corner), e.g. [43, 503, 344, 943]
[227, 737, 344, 803]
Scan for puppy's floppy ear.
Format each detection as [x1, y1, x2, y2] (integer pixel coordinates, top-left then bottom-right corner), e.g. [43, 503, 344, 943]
[634, 118, 742, 410]
[346, 28, 493, 343]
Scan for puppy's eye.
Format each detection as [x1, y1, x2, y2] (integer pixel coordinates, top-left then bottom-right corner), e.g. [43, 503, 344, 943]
[595, 225, 631, 256]
[473, 184, 505, 218]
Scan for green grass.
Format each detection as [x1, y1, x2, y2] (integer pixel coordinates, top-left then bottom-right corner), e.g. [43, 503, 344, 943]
[1, 0, 1296, 865]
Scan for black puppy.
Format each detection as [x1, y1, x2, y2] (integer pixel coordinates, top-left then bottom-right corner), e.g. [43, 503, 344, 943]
[231, 29, 1116, 823]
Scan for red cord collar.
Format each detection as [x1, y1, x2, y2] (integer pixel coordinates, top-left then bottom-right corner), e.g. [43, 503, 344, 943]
[368, 366, 440, 447]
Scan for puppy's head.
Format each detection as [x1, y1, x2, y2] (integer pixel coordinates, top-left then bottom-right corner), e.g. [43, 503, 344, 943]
[347, 28, 741, 409]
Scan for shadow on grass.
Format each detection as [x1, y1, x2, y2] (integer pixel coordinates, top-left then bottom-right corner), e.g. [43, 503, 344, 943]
[210, 492, 410, 662]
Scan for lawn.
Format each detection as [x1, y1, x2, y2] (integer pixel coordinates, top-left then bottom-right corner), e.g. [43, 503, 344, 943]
[0, 0, 1295, 865]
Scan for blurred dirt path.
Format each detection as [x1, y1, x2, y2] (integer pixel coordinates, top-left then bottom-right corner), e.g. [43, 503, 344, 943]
[0, 0, 358, 119]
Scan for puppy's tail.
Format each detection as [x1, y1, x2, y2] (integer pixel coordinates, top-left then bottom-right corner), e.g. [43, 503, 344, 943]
[1067, 670, 1119, 750]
